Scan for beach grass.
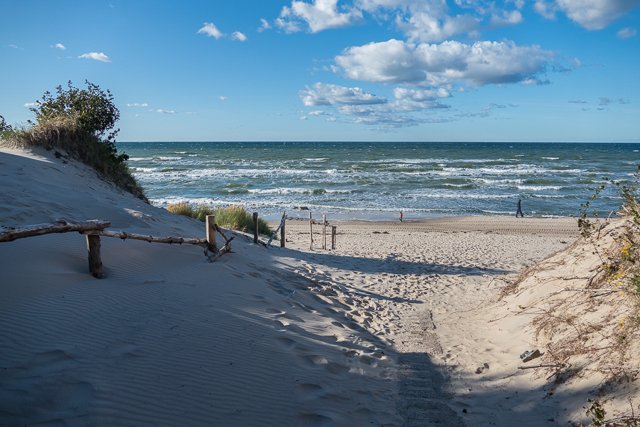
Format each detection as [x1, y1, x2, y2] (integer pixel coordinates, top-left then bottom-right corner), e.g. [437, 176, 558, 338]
[167, 203, 273, 236]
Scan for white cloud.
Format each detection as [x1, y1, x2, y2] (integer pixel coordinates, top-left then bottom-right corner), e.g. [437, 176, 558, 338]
[534, 0, 558, 19]
[491, 9, 523, 25]
[8, 44, 21, 49]
[198, 22, 224, 39]
[537, 0, 640, 30]
[218, 96, 227, 101]
[397, 11, 480, 42]
[78, 52, 111, 62]
[258, 18, 272, 32]
[126, 103, 149, 107]
[300, 82, 452, 128]
[52, 43, 66, 50]
[335, 39, 553, 86]
[618, 26, 637, 38]
[300, 82, 387, 106]
[156, 109, 176, 114]
[23, 102, 36, 108]
[231, 31, 248, 41]
[277, 0, 362, 33]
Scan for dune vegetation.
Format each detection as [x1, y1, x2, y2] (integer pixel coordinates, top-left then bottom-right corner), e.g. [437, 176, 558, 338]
[0, 81, 146, 201]
[167, 203, 273, 236]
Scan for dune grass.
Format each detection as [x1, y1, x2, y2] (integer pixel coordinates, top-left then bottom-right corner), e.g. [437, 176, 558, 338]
[167, 203, 273, 236]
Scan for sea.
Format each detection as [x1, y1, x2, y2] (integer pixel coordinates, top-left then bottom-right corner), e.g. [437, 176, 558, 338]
[118, 141, 640, 221]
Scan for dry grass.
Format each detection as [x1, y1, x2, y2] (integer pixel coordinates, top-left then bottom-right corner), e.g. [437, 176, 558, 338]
[167, 203, 273, 236]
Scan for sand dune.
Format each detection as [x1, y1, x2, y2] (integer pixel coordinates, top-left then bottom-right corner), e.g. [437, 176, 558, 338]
[3, 144, 629, 426]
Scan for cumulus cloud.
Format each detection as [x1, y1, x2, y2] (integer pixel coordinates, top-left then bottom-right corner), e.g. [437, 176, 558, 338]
[23, 102, 36, 108]
[618, 26, 637, 38]
[156, 109, 176, 114]
[231, 31, 248, 41]
[126, 103, 149, 107]
[218, 96, 228, 101]
[277, 0, 362, 33]
[536, 0, 640, 30]
[490, 9, 523, 25]
[300, 82, 387, 106]
[335, 39, 552, 87]
[397, 11, 480, 42]
[299, 82, 453, 127]
[198, 22, 224, 39]
[78, 52, 111, 62]
[52, 43, 66, 50]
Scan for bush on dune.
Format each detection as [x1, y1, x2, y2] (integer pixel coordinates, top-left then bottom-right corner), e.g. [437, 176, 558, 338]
[1, 81, 146, 201]
[167, 203, 273, 236]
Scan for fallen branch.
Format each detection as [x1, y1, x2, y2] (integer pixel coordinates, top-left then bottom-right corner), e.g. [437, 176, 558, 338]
[518, 363, 566, 370]
[0, 219, 111, 242]
[85, 229, 207, 245]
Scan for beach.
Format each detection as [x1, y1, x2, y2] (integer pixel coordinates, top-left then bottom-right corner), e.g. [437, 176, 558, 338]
[7, 143, 630, 425]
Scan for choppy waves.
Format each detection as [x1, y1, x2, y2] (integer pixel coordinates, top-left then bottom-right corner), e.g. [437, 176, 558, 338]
[119, 141, 639, 220]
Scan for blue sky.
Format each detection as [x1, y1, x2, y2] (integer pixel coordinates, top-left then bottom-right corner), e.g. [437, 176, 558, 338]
[1, 0, 639, 142]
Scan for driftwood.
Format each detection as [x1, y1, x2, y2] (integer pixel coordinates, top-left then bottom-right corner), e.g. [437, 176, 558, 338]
[0, 219, 110, 242]
[85, 230, 207, 245]
[267, 212, 287, 247]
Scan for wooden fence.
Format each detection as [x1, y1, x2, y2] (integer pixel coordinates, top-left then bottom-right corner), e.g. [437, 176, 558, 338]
[0, 217, 233, 279]
[256, 211, 336, 251]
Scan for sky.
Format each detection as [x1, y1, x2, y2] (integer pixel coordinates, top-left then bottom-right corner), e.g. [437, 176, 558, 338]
[1, 0, 639, 142]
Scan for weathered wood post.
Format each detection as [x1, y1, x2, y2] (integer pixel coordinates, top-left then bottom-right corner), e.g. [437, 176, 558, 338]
[322, 214, 327, 250]
[331, 226, 337, 250]
[280, 216, 286, 248]
[206, 215, 217, 252]
[309, 211, 313, 250]
[86, 234, 103, 278]
[253, 212, 259, 244]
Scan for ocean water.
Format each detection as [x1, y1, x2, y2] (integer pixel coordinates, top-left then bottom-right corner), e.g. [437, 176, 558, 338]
[118, 141, 640, 221]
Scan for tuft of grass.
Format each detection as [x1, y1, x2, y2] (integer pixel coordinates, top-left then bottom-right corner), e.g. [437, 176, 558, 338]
[167, 203, 273, 236]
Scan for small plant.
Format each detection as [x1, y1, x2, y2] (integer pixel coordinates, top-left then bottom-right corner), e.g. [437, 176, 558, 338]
[0, 114, 12, 135]
[586, 399, 606, 426]
[166, 203, 273, 236]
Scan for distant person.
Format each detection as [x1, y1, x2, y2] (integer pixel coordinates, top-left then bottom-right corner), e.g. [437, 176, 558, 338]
[399, 211, 403, 222]
[516, 198, 524, 218]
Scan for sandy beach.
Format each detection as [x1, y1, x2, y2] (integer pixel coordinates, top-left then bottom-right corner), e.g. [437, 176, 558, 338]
[1, 145, 637, 426]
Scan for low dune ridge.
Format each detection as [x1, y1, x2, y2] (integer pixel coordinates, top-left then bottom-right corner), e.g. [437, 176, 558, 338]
[1, 144, 636, 426]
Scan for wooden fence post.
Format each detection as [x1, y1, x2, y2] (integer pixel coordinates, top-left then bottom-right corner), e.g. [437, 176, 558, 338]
[206, 215, 217, 252]
[309, 211, 313, 250]
[86, 234, 103, 278]
[331, 226, 337, 250]
[322, 214, 327, 250]
[280, 217, 286, 248]
[253, 212, 259, 244]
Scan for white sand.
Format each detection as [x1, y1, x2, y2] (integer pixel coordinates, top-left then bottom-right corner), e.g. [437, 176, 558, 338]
[2, 144, 629, 426]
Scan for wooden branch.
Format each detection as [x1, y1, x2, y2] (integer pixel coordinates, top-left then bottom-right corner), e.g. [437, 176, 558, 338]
[86, 230, 207, 245]
[208, 243, 234, 262]
[214, 225, 234, 245]
[518, 363, 566, 370]
[0, 220, 111, 242]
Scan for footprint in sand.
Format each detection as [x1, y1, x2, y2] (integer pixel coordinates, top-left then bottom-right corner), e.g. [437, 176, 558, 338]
[276, 336, 297, 350]
[296, 382, 324, 398]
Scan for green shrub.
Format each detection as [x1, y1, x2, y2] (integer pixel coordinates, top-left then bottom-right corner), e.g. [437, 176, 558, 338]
[166, 203, 273, 236]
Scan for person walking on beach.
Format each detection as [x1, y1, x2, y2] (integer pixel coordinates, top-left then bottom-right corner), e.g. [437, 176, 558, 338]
[516, 198, 524, 218]
[399, 211, 403, 222]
